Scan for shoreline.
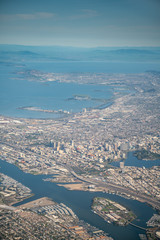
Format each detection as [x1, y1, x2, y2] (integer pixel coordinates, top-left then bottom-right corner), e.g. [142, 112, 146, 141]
[0, 157, 157, 240]
[3, 97, 115, 120]
[10, 193, 34, 206]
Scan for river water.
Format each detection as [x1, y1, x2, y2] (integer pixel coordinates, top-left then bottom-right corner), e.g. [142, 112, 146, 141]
[0, 158, 157, 240]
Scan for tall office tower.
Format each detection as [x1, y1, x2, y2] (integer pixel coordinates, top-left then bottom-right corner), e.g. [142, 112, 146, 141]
[71, 140, 74, 147]
[104, 143, 108, 151]
[114, 143, 118, 151]
[120, 142, 129, 151]
[120, 161, 124, 169]
[53, 141, 57, 149]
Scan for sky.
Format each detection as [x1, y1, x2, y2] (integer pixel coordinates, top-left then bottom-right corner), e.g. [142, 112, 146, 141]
[0, 0, 160, 47]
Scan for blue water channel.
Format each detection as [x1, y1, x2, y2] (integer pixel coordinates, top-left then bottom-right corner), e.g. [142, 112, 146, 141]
[0, 158, 157, 240]
[111, 152, 160, 168]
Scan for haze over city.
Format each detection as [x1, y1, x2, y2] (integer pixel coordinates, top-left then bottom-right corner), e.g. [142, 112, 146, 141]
[0, 0, 160, 47]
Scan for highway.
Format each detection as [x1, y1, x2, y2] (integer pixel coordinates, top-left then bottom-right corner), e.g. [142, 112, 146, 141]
[1, 141, 160, 211]
[66, 165, 160, 211]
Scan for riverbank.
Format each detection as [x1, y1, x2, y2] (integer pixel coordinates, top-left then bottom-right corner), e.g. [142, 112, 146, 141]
[134, 149, 160, 161]
[0, 158, 157, 240]
[0, 172, 33, 206]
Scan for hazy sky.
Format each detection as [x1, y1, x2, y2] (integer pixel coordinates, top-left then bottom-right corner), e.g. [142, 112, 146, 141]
[0, 0, 160, 47]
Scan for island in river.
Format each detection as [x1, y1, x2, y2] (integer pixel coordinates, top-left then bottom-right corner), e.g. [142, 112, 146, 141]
[92, 197, 136, 226]
[0, 172, 113, 240]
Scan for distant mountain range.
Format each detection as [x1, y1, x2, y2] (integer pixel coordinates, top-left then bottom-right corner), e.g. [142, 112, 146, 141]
[0, 44, 160, 62]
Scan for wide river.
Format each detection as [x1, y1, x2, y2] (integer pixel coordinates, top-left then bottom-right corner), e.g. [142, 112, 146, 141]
[0, 157, 158, 240]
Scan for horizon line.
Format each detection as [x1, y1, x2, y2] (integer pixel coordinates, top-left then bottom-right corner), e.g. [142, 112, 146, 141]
[0, 43, 160, 49]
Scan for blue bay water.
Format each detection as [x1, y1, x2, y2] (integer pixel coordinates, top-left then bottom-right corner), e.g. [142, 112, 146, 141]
[1, 60, 160, 118]
[26, 60, 160, 73]
[0, 64, 113, 118]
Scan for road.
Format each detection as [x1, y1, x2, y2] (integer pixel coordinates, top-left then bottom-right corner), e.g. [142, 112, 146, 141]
[1, 141, 160, 210]
[65, 165, 160, 211]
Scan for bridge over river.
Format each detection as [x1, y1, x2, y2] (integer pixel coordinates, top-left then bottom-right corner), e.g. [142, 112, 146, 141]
[129, 222, 146, 231]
